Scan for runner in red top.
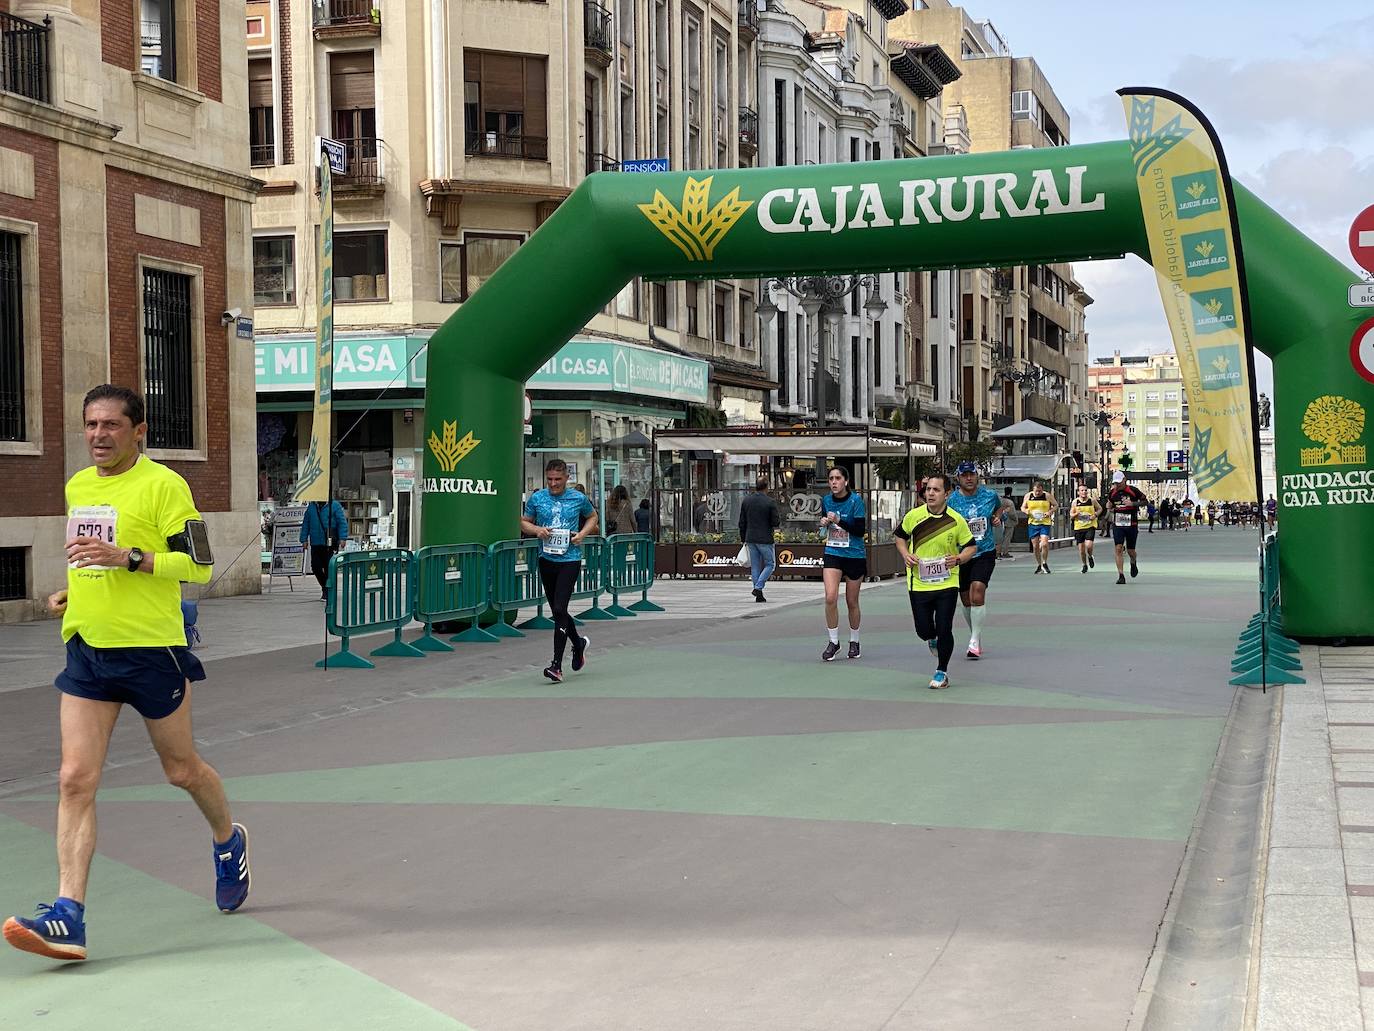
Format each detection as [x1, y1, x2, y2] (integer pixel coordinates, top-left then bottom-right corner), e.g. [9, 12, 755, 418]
[1105, 471, 1149, 585]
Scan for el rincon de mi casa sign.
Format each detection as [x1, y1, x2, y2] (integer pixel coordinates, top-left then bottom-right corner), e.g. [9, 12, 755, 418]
[256, 336, 709, 404]
[369, 94, 1373, 639]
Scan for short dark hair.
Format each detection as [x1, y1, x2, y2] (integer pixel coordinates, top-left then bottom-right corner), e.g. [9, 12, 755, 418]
[925, 472, 951, 491]
[827, 465, 850, 481]
[756, 476, 769, 491]
[638, 498, 650, 509]
[544, 459, 567, 474]
[83, 384, 145, 426]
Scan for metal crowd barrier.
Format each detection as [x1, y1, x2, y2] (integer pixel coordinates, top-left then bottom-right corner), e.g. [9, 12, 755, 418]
[1231, 532, 1303, 688]
[571, 536, 616, 621]
[487, 538, 545, 638]
[604, 533, 664, 616]
[319, 549, 423, 668]
[414, 544, 494, 647]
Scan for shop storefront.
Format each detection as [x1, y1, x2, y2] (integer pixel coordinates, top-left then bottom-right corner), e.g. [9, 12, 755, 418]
[254, 332, 712, 548]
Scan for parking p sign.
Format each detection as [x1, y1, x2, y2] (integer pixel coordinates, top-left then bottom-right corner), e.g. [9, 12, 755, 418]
[1166, 449, 1188, 470]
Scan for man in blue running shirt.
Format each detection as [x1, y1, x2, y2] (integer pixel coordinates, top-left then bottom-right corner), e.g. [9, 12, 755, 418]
[946, 460, 1003, 659]
[819, 466, 866, 661]
[521, 459, 598, 682]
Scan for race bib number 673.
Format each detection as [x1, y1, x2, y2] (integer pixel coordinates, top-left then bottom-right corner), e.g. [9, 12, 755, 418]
[67, 505, 120, 570]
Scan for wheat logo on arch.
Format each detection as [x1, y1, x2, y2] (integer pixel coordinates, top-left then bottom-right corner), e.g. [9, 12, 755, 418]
[638, 176, 753, 262]
[427, 420, 481, 473]
[1301, 395, 1366, 468]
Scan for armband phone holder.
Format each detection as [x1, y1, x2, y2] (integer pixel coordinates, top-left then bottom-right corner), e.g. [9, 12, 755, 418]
[167, 519, 214, 565]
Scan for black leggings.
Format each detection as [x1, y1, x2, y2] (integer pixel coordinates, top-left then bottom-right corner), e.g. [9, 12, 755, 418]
[909, 588, 959, 672]
[538, 558, 582, 664]
[310, 545, 335, 595]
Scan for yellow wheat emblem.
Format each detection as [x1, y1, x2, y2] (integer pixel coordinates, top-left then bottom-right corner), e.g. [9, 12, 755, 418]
[638, 175, 753, 262]
[427, 420, 481, 473]
[1195, 240, 1214, 258]
[1210, 353, 1231, 374]
[1185, 181, 1208, 200]
[1204, 297, 1225, 317]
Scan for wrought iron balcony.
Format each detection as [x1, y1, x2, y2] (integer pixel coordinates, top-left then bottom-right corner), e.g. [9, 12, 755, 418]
[738, 105, 758, 153]
[586, 152, 620, 175]
[250, 143, 275, 167]
[465, 129, 549, 162]
[0, 12, 51, 104]
[312, 0, 380, 37]
[333, 136, 384, 191]
[737, 0, 759, 39]
[584, 1, 612, 65]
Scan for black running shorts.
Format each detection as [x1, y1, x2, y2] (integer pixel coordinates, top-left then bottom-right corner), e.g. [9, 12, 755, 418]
[958, 550, 996, 589]
[1073, 528, 1094, 543]
[822, 554, 867, 581]
[1112, 525, 1140, 550]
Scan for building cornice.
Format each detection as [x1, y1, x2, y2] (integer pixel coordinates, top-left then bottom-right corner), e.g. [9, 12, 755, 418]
[0, 94, 120, 147]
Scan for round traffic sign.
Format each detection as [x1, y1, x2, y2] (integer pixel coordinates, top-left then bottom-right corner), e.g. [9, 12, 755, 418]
[1353, 318, 1374, 385]
[1351, 205, 1374, 275]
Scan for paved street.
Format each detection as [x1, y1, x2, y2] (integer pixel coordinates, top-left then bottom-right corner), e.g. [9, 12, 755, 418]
[1, 529, 1261, 1029]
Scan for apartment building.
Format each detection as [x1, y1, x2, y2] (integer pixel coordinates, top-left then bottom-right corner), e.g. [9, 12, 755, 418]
[248, 0, 765, 541]
[756, 0, 959, 448]
[1089, 351, 1192, 489]
[0, 0, 259, 619]
[891, 1, 1090, 443]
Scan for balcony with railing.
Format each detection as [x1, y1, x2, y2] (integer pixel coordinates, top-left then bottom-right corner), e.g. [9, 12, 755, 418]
[586, 151, 619, 175]
[313, 0, 380, 38]
[465, 129, 548, 162]
[332, 137, 384, 196]
[584, 1, 612, 66]
[738, 0, 759, 39]
[1, 11, 51, 104]
[738, 105, 758, 158]
[250, 142, 275, 167]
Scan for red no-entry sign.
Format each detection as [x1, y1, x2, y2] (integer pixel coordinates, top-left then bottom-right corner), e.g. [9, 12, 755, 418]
[1353, 318, 1374, 385]
[1351, 206, 1374, 274]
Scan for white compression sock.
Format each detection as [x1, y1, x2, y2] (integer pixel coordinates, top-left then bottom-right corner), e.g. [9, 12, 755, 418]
[849, 628, 859, 643]
[970, 604, 987, 640]
[827, 626, 839, 645]
[962, 605, 974, 631]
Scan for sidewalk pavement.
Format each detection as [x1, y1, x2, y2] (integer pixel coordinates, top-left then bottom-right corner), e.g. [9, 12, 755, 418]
[1256, 643, 1374, 1030]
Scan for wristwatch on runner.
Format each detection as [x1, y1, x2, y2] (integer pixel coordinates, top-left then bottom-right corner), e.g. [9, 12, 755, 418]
[126, 547, 144, 573]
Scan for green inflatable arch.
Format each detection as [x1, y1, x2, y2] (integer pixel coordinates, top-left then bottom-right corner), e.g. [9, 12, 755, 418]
[419, 128, 1370, 639]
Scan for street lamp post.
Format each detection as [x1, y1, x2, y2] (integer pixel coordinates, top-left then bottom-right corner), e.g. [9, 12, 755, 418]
[755, 274, 887, 430]
[1076, 406, 1130, 501]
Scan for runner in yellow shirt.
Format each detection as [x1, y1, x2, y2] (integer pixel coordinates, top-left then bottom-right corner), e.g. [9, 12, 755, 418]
[4, 386, 250, 964]
[1021, 481, 1057, 574]
[1069, 484, 1101, 574]
[893, 473, 977, 690]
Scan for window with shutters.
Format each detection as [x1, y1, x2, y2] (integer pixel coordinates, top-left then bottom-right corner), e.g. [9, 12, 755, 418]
[248, 57, 274, 166]
[141, 264, 198, 452]
[463, 50, 549, 161]
[439, 233, 523, 303]
[0, 231, 26, 443]
[329, 51, 378, 180]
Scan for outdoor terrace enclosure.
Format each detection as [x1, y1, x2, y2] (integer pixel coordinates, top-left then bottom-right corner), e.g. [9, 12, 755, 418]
[418, 133, 1371, 639]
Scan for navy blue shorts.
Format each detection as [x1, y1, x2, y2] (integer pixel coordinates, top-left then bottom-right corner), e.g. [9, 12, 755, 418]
[56, 634, 205, 720]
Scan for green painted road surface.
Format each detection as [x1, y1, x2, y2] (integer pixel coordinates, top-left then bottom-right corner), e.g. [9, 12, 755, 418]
[0, 528, 1260, 1030]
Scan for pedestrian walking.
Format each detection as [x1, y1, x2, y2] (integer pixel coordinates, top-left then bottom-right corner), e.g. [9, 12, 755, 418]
[819, 466, 866, 661]
[894, 472, 977, 690]
[633, 498, 652, 534]
[299, 497, 349, 600]
[997, 487, 1018, 559]
[520, 459, 598, 684]
[5, 385, 249, 963]
[605, 484, 633, 535]
[1146, 497, 1157, 533]
[738, 475, 781, 603]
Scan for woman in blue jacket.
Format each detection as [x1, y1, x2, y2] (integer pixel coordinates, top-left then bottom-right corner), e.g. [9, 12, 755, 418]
[299, 499, 349, 599]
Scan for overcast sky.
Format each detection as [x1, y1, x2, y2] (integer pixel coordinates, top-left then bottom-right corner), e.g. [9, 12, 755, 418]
[956, 0, 1374, 399]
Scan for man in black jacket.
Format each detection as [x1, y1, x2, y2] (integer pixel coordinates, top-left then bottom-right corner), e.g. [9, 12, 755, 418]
[738, 476, 781, 602]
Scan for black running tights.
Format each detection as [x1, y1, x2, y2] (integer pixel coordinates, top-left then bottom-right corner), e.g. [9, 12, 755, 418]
[538, 558, 582, 664]
[909, 588, 959, 672]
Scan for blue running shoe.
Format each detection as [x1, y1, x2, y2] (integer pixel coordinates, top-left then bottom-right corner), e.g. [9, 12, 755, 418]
[215, 823, 251, 913]
[3, 899, 87, 960]
[929, 671, 951, 690]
